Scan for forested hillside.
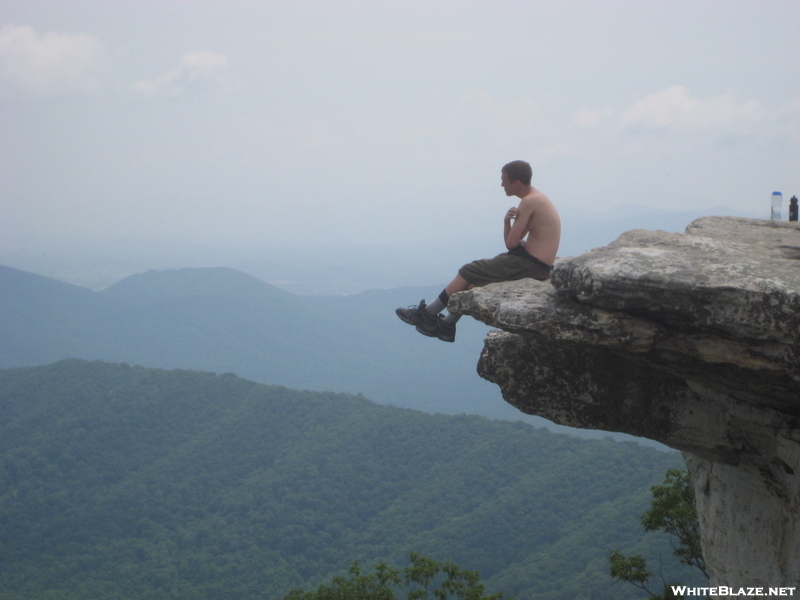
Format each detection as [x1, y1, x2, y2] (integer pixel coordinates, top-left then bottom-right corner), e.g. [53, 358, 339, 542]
[0, 360, 701, 599]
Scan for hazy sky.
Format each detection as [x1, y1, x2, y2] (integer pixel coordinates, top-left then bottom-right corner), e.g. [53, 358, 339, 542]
[2, 0, 799, 254]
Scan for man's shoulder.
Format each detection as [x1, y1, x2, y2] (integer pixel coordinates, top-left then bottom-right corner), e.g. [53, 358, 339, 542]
[521, 189, 551, 208]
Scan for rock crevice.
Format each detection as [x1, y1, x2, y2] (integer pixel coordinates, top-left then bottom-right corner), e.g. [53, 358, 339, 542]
[450, 217, 800, 587]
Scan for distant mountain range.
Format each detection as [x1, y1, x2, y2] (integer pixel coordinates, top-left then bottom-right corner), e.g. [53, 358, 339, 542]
[0, 205, 760, 295]
[0, 264, 508, 418]
[4, 203, 756, 442]
[0, 262, 672, 447]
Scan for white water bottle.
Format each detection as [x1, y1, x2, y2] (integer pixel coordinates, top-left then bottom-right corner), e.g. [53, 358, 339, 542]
[771, 191, 782, 220]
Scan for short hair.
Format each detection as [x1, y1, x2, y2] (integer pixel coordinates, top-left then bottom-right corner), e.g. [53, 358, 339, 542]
[502, 160, 532, 186]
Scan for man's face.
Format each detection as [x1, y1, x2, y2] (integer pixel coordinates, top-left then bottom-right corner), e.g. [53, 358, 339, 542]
[501, 171, 515, 196]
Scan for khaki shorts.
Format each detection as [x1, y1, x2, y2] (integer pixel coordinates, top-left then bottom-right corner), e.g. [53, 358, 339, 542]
[458, 246, 553, 287]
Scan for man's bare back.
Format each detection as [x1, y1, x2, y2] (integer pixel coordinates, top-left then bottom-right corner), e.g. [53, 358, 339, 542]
[512, 190, 561, 266]
[502, 181, 561, 267]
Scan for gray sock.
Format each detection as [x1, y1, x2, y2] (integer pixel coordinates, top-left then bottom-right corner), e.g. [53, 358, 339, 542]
[426, 290, 449, 315]
[443, 312, 461, 324]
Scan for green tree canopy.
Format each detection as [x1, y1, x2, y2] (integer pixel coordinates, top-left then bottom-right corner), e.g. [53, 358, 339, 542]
[609, 469, 707, 599]
[640, 469, 706, 577]
[283, 552, 505, 600]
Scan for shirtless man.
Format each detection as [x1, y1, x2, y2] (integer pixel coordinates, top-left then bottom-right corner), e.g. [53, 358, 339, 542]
[396, 160, 561, 342]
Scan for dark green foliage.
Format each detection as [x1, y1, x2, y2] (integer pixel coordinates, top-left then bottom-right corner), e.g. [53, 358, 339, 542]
[283, 552, 503, 600]
[609, 550, 670, 599]
[607, 550, 683, 600]
[641, 469, 706, 577]
[284, 561, 401, 600]
[0, 360, 697, 599]
[609, 550, 653, 587]
[609, 469, 707, 599]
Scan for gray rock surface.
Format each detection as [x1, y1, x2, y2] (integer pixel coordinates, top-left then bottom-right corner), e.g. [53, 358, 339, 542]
[450, 217, 800, 589]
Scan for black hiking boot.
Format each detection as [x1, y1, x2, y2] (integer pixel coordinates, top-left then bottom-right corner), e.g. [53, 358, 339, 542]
[416, 314, 456, 343]
[396, 300, 432, 327]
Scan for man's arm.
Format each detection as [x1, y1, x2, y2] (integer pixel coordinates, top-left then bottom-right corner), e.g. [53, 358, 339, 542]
[504, 198, 536, 250]
[503, 206, 518, 246]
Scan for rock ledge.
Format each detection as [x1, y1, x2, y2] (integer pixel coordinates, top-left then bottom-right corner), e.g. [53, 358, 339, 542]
[450, 217, 800, 588]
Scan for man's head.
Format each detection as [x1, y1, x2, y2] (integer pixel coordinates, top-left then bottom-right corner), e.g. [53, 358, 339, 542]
[502, 160, 532, 185]
[501, 160, 532, 196]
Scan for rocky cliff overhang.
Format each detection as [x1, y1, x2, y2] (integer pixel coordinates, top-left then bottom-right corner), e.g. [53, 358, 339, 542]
[450, 216, 800, 588]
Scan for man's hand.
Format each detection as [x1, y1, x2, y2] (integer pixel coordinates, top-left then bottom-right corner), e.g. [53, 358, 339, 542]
[504, 207, 519, 223]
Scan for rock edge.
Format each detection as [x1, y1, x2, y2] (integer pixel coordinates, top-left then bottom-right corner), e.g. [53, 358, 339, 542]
[450, 217, 800, 589]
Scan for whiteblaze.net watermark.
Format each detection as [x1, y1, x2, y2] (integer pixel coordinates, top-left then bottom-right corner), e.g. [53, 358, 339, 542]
[671, 587, 796, 597]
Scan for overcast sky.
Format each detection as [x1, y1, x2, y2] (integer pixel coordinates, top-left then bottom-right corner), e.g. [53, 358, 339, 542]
[2, 0, 798, 255]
